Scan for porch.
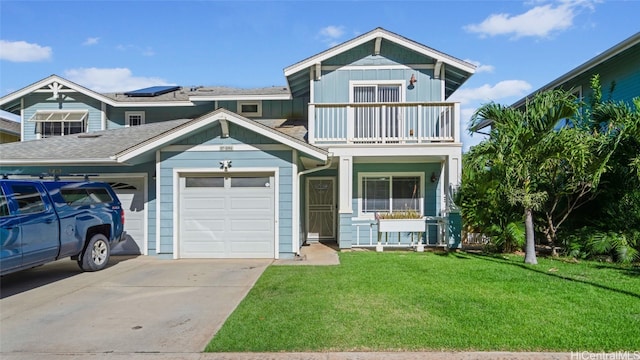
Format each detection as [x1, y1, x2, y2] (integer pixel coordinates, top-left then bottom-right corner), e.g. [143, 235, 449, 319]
[351, 216, 450, 249]
[308, 102, 461, 145]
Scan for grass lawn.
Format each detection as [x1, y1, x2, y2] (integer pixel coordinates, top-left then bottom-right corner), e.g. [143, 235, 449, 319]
[206, 251, 640, 352]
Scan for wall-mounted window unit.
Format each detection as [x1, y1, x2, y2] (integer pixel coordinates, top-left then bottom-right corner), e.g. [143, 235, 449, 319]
[29, 110, 88, 138]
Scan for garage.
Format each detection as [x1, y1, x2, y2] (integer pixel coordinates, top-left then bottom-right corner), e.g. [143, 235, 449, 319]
[107, 178, 146, 255]
[178, 173, 275, 258]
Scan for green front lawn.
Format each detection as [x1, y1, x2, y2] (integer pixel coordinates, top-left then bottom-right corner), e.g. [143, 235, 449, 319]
[206, 251, 640, 352]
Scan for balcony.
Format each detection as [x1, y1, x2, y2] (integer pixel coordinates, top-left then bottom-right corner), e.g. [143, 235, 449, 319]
[308, 102, 460, 145]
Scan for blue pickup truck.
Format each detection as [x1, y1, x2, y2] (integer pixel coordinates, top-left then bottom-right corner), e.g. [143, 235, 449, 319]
[0, 179, 125, 276]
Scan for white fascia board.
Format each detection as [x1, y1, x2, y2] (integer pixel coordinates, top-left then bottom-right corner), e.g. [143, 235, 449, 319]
[0, 75, 194, 109]
[326, 143, 462, 158]
[189, 94, 292, 101]
[0, 159, 120, 165]
[284, 29, 476, 77]
[116, 110, 328, 163]
[220, 112, 328, 161]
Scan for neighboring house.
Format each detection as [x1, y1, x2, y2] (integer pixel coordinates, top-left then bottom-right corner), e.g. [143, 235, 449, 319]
[0, 117, 20, 143]
[474, 31, 640, 132]
[0, 28, 475, 259]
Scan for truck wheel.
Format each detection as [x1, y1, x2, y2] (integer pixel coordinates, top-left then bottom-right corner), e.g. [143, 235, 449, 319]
[78, 234, 111, 272]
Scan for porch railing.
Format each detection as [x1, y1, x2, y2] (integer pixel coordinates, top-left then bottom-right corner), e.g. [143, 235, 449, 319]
[352, 216, 448, 248]
[308, 102, 460, 145]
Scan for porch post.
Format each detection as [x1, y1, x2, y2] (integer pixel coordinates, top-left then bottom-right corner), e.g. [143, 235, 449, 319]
[338, 155, 353, 248]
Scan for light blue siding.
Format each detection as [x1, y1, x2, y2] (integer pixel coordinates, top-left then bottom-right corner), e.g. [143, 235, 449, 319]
[158, 124, 296, 258]
[106, 103, 213, 128]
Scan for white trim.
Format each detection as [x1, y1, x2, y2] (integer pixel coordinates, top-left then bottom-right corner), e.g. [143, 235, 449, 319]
[161, 144, 289, 152]
[326, 64, 435, 71]
[356, 171, 424, 219]
[125, 111, 145, 127]
[172, 167, 280, 259]
[155, 150, 161, 255]
[116, 110, 328, 163]
[0, 75, 195, 109]
[189, 94, 291, 101]
[291, 150, 299, 254]
[284, 28, 476, 77]
[338, 156, 353, 214]
[237, 100, 262, 117]
[101, 103, 107, 130]
[349, 80, 406, 103]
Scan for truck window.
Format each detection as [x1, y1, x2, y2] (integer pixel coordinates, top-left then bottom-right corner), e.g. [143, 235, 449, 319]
[10, 184, 45, 214]
[0, 188, 9, 217]
[61, 188, 113, 206]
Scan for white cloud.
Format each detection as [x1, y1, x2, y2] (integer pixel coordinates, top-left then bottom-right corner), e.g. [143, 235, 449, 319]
[464, 1, 595, 39]
[0, 40, 52, 62]
[64, 67, 174, 93]
[450, 80, 532, 105]
[464, 59, 495, 73]
[319, 25, 345, 39]
[319, 25, 346, 47]
[83, 37, 100, 46]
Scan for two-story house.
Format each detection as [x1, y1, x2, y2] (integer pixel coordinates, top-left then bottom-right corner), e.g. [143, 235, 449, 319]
[0, 28, 475, 259]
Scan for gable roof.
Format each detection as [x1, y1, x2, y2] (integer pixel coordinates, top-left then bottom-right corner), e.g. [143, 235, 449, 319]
[512, 31, 640, 108]
[284, 27, 476, 98]
[0, 108, 327, 166]
[0, 75, 292, 114]
[472, 31, 640, 132]
[0, 117, 20, 136]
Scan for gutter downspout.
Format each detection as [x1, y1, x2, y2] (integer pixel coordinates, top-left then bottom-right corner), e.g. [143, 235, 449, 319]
[294, 152, 333, 256]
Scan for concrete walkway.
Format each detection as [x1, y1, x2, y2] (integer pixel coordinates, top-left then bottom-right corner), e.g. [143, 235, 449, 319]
[1, 351, 575, 359]
[274, 241, 341, 266]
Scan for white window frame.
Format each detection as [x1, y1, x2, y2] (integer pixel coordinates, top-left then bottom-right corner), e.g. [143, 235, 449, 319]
[237, 100, 262, 117]
[125, 111, 145, 127]
[29, 110, 88, 138]
[357, 172, 424, 219]
[349, 80, 406, 103]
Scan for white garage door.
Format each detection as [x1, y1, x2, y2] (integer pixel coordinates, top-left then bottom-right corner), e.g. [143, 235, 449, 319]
[108, 179, 145, 255]
[179, 174, 275, 258]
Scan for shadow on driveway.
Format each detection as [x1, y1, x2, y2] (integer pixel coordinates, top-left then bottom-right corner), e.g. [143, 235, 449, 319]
[0, 255, 139, 299]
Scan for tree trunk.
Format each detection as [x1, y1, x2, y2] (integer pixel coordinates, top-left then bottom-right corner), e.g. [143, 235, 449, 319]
[524, 208, 538, 264]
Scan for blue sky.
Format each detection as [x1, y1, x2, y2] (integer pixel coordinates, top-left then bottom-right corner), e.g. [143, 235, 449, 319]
[1, 0, 638, 150]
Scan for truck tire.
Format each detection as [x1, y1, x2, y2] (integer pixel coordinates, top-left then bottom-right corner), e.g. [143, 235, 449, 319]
[78, 234, 111, 271]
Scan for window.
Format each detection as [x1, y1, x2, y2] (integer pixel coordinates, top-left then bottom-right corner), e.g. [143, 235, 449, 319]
[125, 111, 145, 127]
[29, 110, 88, 138]
[61, 188, 113, 206]
[351, 82, 403, 139]
[359, 173, 422, 215]
[10, 184, 45, 214]
[238, 101, 262, 117]
[185, 177, 224, 188]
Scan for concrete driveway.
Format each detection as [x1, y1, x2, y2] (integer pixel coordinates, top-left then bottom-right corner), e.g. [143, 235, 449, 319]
[0, 256, 270, 356]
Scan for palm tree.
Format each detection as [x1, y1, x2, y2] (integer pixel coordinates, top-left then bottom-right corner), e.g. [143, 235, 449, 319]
[469, 90, 578, 264]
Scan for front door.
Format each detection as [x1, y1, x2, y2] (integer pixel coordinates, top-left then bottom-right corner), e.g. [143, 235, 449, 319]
[306, 177, 335, 241]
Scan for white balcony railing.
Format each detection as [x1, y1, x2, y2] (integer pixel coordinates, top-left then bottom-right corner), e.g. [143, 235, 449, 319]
[308, 102, 460, 145]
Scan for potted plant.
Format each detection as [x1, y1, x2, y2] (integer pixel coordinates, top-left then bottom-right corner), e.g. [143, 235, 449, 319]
[375, 211, 426, 252]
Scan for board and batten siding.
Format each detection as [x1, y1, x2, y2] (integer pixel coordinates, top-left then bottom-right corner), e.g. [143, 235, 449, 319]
[106, 103, 214, 129]
[157, 123, 297, 258]
[21, 93, 103, 140]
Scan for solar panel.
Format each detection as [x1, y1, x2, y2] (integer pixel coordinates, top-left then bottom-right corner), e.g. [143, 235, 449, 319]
[124, 85, 181, 97]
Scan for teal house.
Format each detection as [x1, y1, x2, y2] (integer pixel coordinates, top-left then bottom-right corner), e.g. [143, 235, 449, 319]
[0, 28, 475, 259]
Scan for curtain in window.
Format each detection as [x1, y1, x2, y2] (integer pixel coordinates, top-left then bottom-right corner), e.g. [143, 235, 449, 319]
[362, 175, 420, 214]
